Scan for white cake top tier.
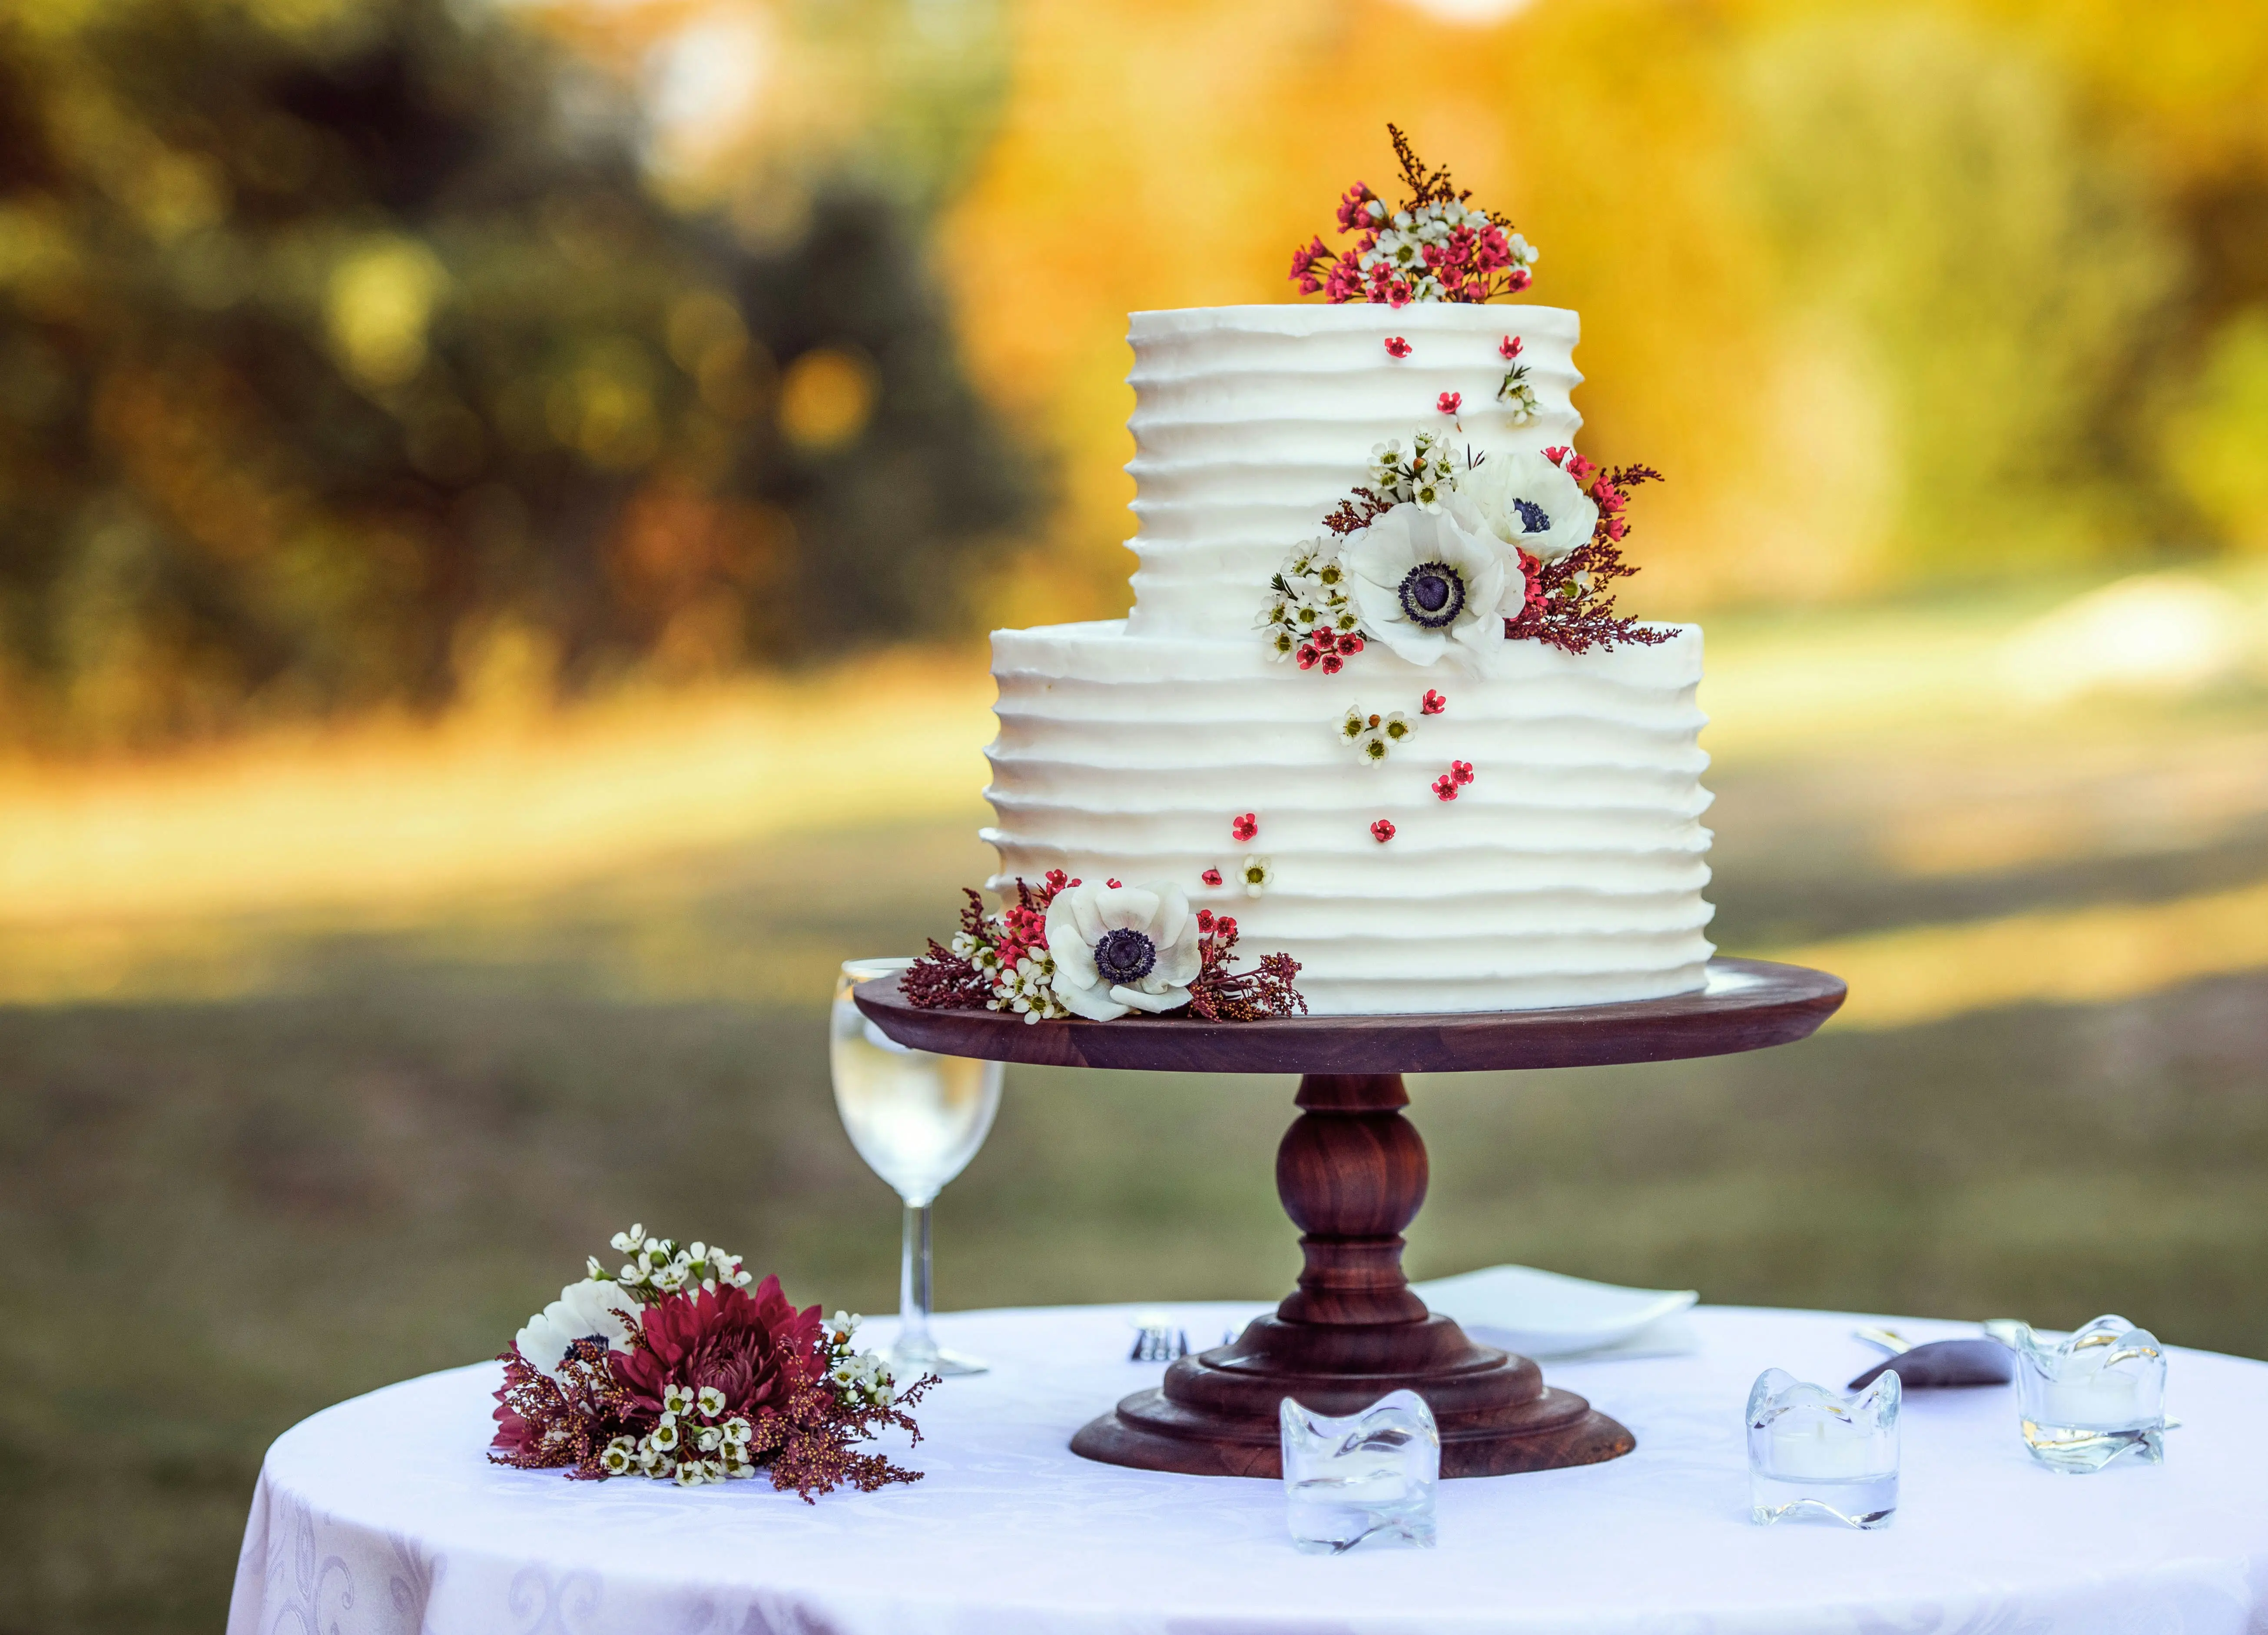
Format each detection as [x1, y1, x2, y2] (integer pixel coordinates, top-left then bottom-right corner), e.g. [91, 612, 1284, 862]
[1123, 302, 1582, 642]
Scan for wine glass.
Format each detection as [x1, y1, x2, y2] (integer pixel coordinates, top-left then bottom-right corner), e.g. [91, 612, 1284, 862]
[829, 957, 1004, 1376]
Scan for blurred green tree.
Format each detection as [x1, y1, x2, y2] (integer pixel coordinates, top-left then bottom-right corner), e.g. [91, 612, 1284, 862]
[0, 0, 1036, 746]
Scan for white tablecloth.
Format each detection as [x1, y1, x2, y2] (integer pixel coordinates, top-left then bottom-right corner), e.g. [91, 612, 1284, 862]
[229, 1303, 2268, 1635]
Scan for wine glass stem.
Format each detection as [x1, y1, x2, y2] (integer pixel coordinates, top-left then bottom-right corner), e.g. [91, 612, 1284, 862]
[899, 1200, 935, 1355]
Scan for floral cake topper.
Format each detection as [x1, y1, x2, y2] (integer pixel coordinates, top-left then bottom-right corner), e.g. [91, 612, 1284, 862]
[1289, 125, 1538, 307]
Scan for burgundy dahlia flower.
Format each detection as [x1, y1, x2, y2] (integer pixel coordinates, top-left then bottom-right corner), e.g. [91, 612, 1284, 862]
[610, 1276, 822, 1427]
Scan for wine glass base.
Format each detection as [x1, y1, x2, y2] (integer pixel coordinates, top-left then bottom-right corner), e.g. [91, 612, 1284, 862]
[894, 1344, 988, 1378]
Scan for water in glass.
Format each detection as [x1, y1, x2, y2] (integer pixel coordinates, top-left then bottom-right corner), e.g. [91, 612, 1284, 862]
[830, 958, 1003, 1376]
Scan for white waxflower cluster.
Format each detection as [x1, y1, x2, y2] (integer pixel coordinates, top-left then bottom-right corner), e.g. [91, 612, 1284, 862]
[822, 1312, 899, 1410]
[1337, 706, 1416, 766]
[1258, 539, 1363, 661]
[993, 952, 1069, 1022]
[1498, 374, 1539, 426]
[602, 1226, 754, 1299]
[1369, 429, 1464, 511]
[600, 1384, 761, 1485]
[949, 931, 1072, 1023]
[1358, 200, 1537, 302]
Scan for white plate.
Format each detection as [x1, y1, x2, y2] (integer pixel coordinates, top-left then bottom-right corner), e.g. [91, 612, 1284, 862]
[1410, 1264, 1699, 1359]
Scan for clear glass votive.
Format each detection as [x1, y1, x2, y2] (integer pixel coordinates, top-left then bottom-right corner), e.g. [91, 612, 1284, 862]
[2007, 1315, 2165, 1472]
[1747, 1366, 1900, 1529]
[1280, 1389, 1439, 1554]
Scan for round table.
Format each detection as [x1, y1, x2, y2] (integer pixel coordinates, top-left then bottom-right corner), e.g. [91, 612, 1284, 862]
[229, 1303, 2268, 1635]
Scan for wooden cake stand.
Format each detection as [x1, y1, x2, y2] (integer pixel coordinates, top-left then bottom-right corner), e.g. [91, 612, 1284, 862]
[855, 956, 1844, 1480]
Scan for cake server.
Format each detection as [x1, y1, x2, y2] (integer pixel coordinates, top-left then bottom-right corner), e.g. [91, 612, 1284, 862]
[1846, 1324, 2015, 1390]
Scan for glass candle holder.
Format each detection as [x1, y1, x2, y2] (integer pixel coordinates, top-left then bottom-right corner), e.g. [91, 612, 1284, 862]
[1279, 1389, 1439, 1554]
[1746, 1366, 1900, 1529]
[2007, 1315, 2165, 1472]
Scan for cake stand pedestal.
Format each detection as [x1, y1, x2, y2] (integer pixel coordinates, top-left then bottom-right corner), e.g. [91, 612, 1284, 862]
[855, 956, 1844, 1480]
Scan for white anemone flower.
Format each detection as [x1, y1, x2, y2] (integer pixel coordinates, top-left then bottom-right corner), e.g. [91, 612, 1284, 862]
[1043, 881, 1203, 1021]
[1460, 446, 1597, 566]
[514, 1278, 641, 1381]
[1344, 497, 1511, 669]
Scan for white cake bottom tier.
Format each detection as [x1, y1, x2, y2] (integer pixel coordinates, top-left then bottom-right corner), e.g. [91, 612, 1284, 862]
[983, 620, 1717, 1016]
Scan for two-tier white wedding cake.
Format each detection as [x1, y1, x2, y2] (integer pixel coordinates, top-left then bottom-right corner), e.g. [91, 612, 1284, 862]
[978, 300, 1716, 1015]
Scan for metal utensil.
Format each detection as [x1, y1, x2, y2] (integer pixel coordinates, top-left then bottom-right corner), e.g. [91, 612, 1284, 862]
[1847, 1324, 2016, 1390]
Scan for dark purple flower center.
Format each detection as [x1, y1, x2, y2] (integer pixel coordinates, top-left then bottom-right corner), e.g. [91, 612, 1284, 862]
[1094, 928, 1157, 985]
[1512, 499, 1551, 534]
[1397, 561, 1466, 630]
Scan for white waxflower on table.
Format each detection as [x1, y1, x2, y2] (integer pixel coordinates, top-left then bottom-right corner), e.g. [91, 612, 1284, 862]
[513, 1278, 641, 1382]
[1343, 496, 1511, 669]
[1460, 446, 1597, 565]
[1042, 880, 1204, 1021]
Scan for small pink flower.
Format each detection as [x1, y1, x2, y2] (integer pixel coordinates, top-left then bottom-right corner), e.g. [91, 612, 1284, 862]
[1499, 335, 1523, 361]
[1105, 878, 1122, 889]
[1437, 391, 1462, 415]
[1432, 775, 1458, 802]
[1197, 908, 1215, 932]
[1421, 689, 1446, 716]
[1451, 760, 1475, 786]
[1296, 643, 1320, 670]
[1231, 813, 1259, 842]
[1320, 653, 1344, 674]
[1384, 336, 1412, 359]
[1370, 819, 1396, 843]
[1339, 633, 1364, 656]
[1543, 445, 1570, 467]
[1201, 868, 1223, 887]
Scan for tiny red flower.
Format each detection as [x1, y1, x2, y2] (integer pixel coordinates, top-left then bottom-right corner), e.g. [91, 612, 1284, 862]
[1295, 643, 1320, 670]
[1044, 868, 1069, 892]
[1105, 878, 1122, 889]
[1437, 391, 1462, 415]
[1432, 775, 1459, 802]
[1320, 653, 1344, 674]
[1384, 336, 1412, 359]
[1231, 813, 1259, 842]
[1341, 633, 1364, 655]
[1499, 335, 1523, 360]
[1196, 908, 1215, 932]
[1216, 916, 1238, 939]
[1370, 819, 1396, 843]
[1543, 445, 1570, 467]
[1451, 760, 1475, 786]
[1421, 689, 1446, 716]
[1201, 868, 1223, 887]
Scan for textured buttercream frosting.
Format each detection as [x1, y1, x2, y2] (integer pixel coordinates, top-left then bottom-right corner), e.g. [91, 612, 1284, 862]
[982, 302, 1716, 1015]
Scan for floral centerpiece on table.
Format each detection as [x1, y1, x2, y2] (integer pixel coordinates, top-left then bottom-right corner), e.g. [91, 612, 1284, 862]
[490, 1226, 932, 1499]
[904, 871, 1304, 1024]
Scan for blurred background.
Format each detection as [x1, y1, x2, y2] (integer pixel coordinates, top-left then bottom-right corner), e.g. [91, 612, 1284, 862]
[4, 0, 2268, 1626]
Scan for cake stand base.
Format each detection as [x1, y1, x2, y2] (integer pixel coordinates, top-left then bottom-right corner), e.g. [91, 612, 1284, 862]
[1071, 1071, 1631, 1479]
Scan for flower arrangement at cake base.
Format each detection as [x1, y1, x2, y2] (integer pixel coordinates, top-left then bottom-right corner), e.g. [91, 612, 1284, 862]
[903, 870, 1305, 1024]
[490, 1227, 934, 1499]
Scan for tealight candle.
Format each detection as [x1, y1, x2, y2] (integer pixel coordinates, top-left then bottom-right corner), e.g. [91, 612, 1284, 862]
[2037, 1370, 2139, 1429]
[1768, 1418, 1889, 1480]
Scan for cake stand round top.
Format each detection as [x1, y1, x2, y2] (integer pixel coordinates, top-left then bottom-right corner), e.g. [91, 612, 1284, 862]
[855, 956, 1844, 1075]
